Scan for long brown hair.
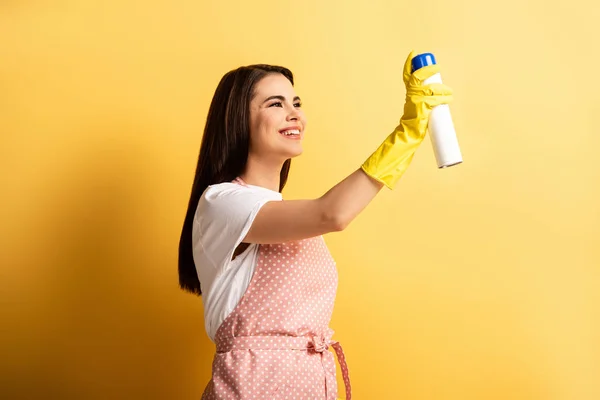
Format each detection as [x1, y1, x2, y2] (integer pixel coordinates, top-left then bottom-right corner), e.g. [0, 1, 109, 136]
[178, 65, 294, 296]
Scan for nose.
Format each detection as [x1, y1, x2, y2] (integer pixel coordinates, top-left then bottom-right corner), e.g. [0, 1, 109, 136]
[286, 105, 301, 121]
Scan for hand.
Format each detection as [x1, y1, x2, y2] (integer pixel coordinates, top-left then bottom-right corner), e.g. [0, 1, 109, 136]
[361, 51, 453, 189]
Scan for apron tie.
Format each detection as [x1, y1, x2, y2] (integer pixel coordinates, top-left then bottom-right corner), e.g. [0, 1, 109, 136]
[217, 332, 352, 400]
[308, 330, 352, 400]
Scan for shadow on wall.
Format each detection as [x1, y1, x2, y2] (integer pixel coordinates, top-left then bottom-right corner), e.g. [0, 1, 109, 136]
[3, 119, 214, 400]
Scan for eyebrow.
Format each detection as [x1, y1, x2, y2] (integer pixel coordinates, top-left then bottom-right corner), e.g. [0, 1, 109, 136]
[262, 95, 302, 104]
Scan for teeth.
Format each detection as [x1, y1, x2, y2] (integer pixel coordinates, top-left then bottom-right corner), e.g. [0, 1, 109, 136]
[280, 129, 300, 136]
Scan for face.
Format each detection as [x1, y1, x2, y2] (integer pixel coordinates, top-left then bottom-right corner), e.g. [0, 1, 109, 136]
[248, 73, 307, 162]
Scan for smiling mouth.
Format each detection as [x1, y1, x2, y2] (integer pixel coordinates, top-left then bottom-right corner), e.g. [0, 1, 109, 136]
[278, 128, 302, 139]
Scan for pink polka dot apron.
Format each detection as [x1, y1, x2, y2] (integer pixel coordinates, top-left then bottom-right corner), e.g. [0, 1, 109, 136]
[201, 178, 352, 400]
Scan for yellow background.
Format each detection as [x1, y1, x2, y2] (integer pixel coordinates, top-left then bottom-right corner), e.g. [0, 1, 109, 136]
[2, 1, 599, 399]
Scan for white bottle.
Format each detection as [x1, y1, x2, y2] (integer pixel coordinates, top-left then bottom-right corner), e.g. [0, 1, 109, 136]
[412, 53, 463, 168]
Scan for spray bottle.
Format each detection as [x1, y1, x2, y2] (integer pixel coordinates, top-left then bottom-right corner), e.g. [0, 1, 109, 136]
[411, 53, 463, 168]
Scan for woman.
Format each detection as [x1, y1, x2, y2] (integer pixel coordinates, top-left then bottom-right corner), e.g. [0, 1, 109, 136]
[178, 52, 452, 399]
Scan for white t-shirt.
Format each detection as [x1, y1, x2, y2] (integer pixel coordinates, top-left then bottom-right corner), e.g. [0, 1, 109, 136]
[192, 181, 283, 342]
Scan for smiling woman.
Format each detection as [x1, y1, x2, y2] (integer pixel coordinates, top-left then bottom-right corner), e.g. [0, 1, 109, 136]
[177, 55, 452, 399]
[247, 74, 307, 162]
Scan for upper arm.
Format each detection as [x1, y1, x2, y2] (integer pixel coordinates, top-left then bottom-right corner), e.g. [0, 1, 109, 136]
[243, 168, 384, 244]
[242, 198, 342, 244]
[195, 184, 276, 267]
[196, 184, 339, 265]
[199, 168, 381, 249]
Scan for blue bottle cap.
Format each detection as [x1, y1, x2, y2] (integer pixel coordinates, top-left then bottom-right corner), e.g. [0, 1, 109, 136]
[411, 53, 437, 72]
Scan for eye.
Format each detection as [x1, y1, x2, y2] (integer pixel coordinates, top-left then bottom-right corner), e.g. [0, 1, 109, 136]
[294, 102, 302, 108]
[269, 102, 283, 107]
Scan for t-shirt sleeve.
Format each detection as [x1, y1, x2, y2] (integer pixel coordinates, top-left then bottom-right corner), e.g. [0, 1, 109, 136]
[194, 183, 281, 271]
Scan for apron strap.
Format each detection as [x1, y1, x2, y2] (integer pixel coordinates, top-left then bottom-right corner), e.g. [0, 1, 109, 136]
[331, 342, 352, 400]
[232, 177, 249, 187]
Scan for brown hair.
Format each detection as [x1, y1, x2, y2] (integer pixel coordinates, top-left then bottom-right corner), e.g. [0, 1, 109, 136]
[178, 65, 294, 295]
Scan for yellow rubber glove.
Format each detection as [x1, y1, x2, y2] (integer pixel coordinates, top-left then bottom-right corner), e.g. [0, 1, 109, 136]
[361, 51, 454, 189]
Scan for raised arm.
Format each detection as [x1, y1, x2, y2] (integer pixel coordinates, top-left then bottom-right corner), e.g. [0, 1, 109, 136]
[244, 52, 453, 244]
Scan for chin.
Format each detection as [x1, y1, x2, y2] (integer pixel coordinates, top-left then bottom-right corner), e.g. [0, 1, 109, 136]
[286, 148, 303, 159]
[278, 144, 303, 160]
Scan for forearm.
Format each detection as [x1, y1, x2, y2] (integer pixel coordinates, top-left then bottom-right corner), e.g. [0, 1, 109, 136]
[318, 168, 384, 230]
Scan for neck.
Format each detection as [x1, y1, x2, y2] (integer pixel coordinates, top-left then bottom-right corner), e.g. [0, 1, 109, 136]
[240, 154, 285, 192]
